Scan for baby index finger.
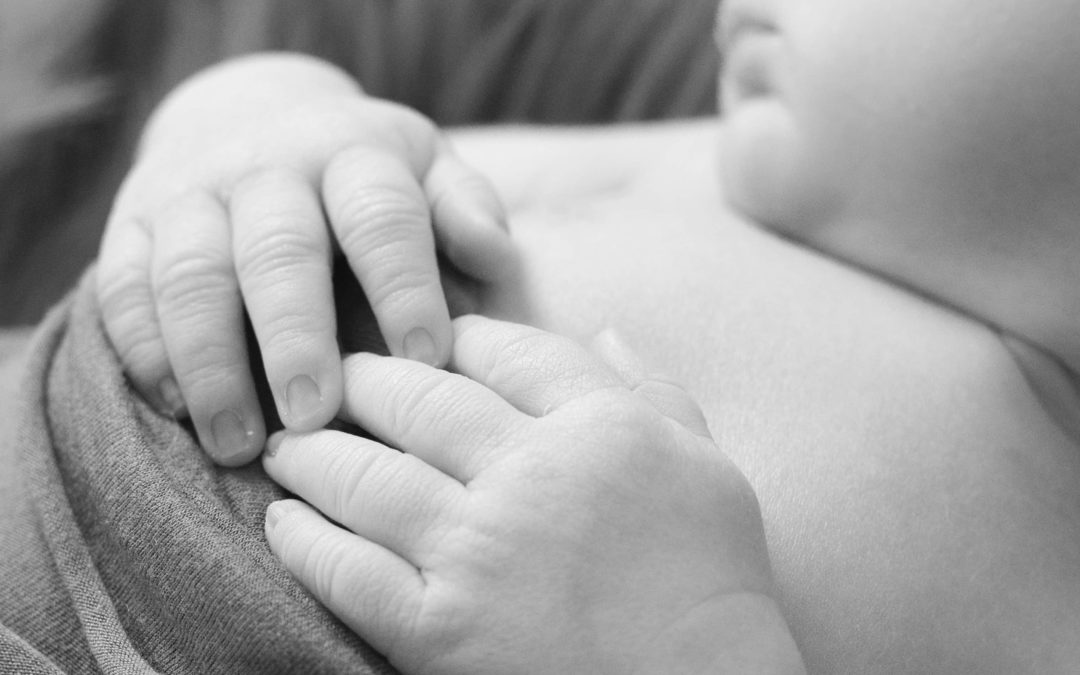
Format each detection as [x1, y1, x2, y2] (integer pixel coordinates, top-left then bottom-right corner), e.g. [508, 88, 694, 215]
[229, 168, 343, 433]
[336, 352, 525, 482]
[264, 498, 424, 660]
[263, 430, 466, 567]
[323, 144, 453, 368]
[425, 146, 516, 283]
[448, 315, 628, 418]
[151, 192, 266, 465]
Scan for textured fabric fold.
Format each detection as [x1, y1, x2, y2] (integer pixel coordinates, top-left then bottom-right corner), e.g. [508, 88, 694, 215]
[0, 271, 395, 673]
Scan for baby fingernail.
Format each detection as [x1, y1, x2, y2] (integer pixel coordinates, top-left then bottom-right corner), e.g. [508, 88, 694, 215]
[285, 374, 323, 424]
[265, 502, 283, 532]
[597, 328, 641, 360]
[211, 409, 256, 461]
[593, 328, 648, 382]
[403, 327, 438, 365]
[264, 431, 285, 458]
[266, 500, 296, 533]
[475, 208, 507, 234]
[157, 377, 187, 417]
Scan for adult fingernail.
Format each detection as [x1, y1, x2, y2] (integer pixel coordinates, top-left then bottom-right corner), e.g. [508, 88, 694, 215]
[285, 374, 323, 425]
[211, 409, 256, 461]
[157, 376, 187, 418]
[403, 327, 437, 365]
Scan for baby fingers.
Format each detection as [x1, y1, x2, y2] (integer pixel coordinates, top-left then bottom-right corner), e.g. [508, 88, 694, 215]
[263, 430, 466, 566]
[97, 213, 180, 416]
[151, 192, 265, 464]
[230, 169, 343, 434]
[447, 315, 630, 418]
[263, 498, 426, 662]
[336, 351, 525, 482]
[323, 145, 453, 368]
[425, 142, 516, 283]
[321, 106, 514, 369]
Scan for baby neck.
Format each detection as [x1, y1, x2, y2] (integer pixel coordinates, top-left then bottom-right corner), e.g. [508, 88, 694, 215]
[999, 332, 1080, 444]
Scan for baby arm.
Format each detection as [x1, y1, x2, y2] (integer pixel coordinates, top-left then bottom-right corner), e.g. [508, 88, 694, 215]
[97, 53, 514, 465]
[262, 315, 807, 675]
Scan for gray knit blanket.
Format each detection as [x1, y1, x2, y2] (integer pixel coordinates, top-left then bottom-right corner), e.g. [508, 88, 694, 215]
[0, 271, 394, 674]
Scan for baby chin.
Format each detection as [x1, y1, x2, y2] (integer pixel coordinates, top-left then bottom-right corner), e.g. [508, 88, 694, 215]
[718, 100, 841, 246]
[718, 26, 839, 239]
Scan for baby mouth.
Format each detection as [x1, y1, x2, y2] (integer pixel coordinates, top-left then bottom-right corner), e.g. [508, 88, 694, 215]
[718, 1, 783, 106]
[722, 27, 783, 105]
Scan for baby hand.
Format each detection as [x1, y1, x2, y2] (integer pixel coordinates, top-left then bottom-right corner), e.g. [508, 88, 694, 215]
[97, 54, 514, 465]
[262, 316, 805, 674]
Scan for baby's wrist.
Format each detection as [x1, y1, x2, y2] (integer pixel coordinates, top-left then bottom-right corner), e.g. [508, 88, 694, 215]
[636, 592, 806, 675]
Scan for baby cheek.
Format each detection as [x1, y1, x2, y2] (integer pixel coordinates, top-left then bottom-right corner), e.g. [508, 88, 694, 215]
[720, 100, 839, 235]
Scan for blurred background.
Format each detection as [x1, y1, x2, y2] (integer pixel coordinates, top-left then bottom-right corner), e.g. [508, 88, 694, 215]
[0, 0, 720, 326]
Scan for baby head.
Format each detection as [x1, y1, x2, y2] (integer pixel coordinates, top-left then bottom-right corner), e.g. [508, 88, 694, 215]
[717, 0, 1080, 373]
